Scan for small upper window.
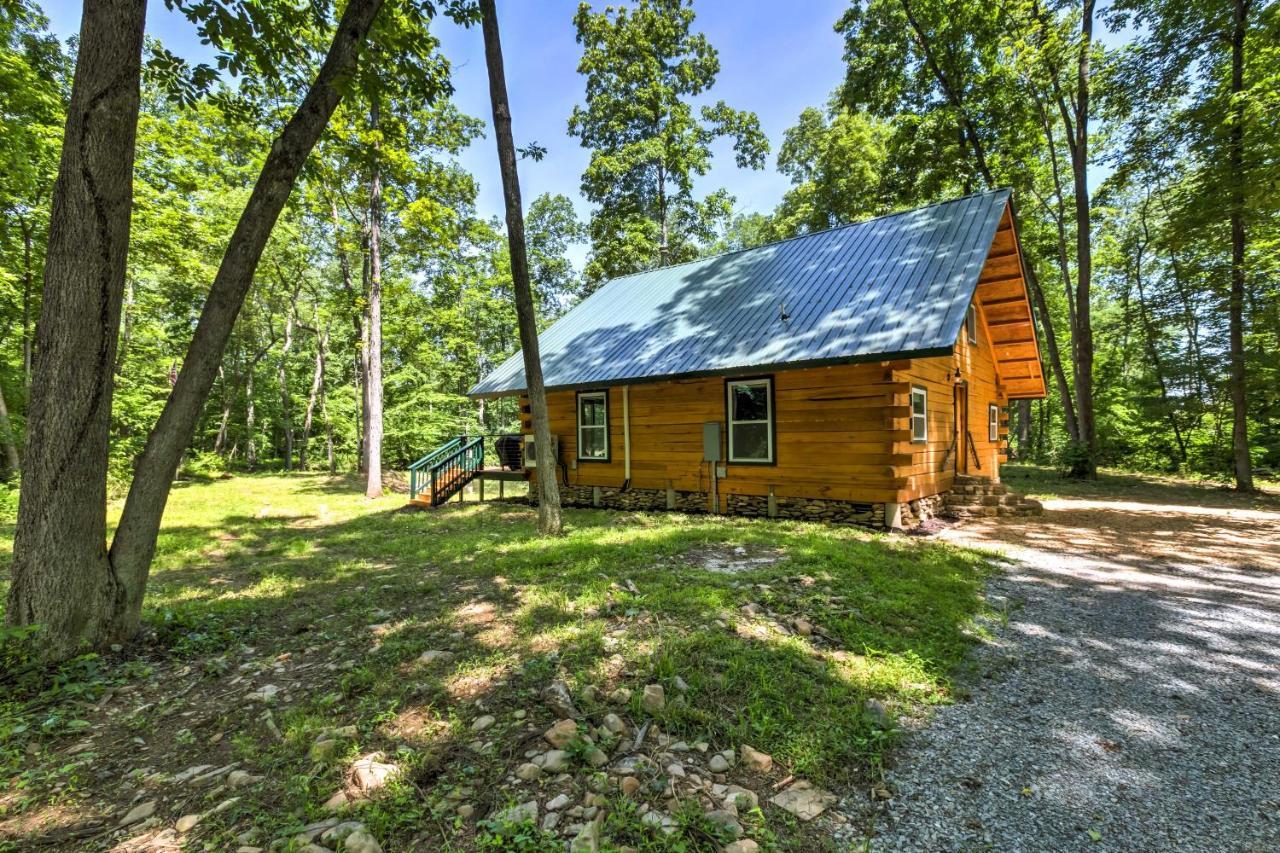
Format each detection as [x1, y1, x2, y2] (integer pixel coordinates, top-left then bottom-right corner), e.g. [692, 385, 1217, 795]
[910, 386, 928, 442]
[577, 391, 609, 460]
[727, 378, 773, 463]
[966, 304, 978, 344]
[989, 403, 1000, 443]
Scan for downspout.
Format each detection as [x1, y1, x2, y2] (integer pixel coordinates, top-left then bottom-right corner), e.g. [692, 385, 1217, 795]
[622, 385, 631, 490]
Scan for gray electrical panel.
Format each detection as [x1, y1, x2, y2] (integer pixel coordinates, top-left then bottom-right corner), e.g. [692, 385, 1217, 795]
[702, 422, 721, 461]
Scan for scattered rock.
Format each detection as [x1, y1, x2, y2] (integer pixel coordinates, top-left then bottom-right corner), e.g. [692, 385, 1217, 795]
[542, 681, 581, 719]
[351, 753, 399, 792]
[456, 803, 474, 819]
[417, 650, 454, 665]
[708, 749, 734, 773]
[493, 800, 539, 829]
[227, 769, 263, 788]
[344, 830, 382, 853]
[120, 800, 156, 826]
[541, 812, 561, 832]
[620, 776, 641, 797]
[585, 747, 609, 768]
[471, 715, 496, 733]
[705, 809, 743, 838]
[673, 675, 689, 693]
[247, 684, 281, 703]
[602, 713, 627, 736]
[724, 840, 760, 853]
[724, 785, 759, 810]
[608, 687, 632, 704]
[515, 762, 541, 781]
[571, 819, 602, 851]
[547, 793, 572, 811]
[792, 618, 814, 636]
[539, 749, 569, 772]
[544, 719, 578, 748]
[769, 780, 836, 821]
[864, 697, 891, 727]
[740, 744, 772, 772]
[175, 814, 200, 833]
[641, 684, 665, 714]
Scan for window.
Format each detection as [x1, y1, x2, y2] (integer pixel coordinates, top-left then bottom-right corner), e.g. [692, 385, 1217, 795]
[576, 391, 609, 461]
[726, 377, 774, 463]
[989, 403, 1000, 442]
[966, 303, 978, 344]
[910, 386, 928, 442]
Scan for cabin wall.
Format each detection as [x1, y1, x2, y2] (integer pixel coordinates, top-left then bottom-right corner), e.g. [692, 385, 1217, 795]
[901, 301, 1008, 502]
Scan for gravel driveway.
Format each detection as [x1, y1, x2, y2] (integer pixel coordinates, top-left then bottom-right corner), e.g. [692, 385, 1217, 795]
[868, 498, 1280, 852]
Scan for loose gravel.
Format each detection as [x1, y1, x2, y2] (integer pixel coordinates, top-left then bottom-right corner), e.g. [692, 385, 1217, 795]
[863, 534, 1280, 852]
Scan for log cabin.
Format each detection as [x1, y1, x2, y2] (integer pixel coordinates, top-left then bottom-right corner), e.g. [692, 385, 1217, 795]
[462, 189, 1047, 528]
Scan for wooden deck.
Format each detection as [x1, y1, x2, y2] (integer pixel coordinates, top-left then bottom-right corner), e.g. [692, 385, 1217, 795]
[408, 466, 528, 507]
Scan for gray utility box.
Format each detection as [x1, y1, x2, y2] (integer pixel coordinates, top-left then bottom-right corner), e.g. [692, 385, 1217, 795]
[702, 422, 721, 462]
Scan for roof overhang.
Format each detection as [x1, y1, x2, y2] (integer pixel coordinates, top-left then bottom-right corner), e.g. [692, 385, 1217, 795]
[467, 346, 954, 400]
[974, 201, 1048, 400]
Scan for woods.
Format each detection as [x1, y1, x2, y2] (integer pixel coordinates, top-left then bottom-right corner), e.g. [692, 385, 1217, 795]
[0, 0, 1277, 661]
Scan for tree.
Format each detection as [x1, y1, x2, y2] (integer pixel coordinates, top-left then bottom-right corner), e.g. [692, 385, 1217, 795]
[568, 0, 769, 285]
[771, 105, 892, 237]
[526, 192, 587, 319]
[479, 0, 563, 536]
[7, 0, 398, 661]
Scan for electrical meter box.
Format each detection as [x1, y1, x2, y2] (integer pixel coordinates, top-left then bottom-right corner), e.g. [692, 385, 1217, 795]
[702, 422, 721, 462]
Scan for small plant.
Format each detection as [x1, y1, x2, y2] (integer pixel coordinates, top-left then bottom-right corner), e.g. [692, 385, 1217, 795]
[475, 815, 562, 851]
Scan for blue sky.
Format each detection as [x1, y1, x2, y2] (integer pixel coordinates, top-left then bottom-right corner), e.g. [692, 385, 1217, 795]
[41, 1, 850, 266]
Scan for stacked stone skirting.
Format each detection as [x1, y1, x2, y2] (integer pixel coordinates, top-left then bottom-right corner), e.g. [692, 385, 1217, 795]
[546, 484, 890, 529]
[942, 475, 1044, 518]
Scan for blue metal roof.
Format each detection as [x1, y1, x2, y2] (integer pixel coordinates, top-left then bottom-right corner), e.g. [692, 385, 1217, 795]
[469, 189, 1011, 398]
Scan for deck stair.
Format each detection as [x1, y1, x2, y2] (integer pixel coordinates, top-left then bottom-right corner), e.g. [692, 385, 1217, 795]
[409, 436, 484, 507]
[943, 474, 1043, 519]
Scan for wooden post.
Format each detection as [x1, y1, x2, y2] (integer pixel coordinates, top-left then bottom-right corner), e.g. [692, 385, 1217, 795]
[479, 476, 485, 503]
[499, 478, 505, 500]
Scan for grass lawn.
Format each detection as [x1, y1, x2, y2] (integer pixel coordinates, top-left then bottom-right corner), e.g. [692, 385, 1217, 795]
[0, 474, 998, 851]
[1001, 462, 1280, 509]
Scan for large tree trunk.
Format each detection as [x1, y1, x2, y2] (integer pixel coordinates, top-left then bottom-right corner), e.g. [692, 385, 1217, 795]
[1227, 0, 1253, 491]
[1068, 0, 1097, 476]
[0, 380, 20, 473]
[5, 0, 148, 658]
[21, 219, 35, 383]
[480, 0, 563, 535]
[104, 0, 386, 645]
[364, 97, 385, 499]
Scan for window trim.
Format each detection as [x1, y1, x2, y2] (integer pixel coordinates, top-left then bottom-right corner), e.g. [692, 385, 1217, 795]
[966, 303, 978, 345]
[724, 375, 776, 465]
[989, 403, 1000, 443]
[575, 389, 611, 462]
[910, 385, 928, 443]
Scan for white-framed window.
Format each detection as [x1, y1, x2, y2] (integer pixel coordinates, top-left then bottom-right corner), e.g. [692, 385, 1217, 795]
[726, 377, 774, 463]
[910, 386, 928, 442]
[966, 303, 978, 344]
[989, 403, 1000, 442]
[576, 390, 609, 461]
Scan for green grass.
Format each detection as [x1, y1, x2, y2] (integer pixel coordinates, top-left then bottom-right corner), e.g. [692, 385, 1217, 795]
[0, 474, 996, 850]
[1002, 462, 1280, 508]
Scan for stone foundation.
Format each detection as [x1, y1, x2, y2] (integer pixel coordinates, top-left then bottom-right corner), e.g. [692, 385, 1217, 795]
[546, 484, 896, 529]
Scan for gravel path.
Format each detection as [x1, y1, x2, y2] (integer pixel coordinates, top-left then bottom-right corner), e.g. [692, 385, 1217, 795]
[867, 505, 1280, 852]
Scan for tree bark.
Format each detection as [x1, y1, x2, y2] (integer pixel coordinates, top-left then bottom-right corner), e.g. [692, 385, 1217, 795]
[5, 0, 148, 658]
[105, 0, 386, 644]
[277, 289, 298, 471]
[1227, 0, 1253, 491]
[300, 325, 328, 470]
[364, 96, 384, 499]
[1069, 0, 1097, 476]
[480, 0, 563, 535]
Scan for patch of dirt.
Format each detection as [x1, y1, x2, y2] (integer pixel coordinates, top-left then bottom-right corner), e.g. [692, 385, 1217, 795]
[680, 543, 788, 574]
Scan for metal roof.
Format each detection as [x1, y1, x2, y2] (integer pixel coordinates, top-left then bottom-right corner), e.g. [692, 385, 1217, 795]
[469, 189, 1013, 398]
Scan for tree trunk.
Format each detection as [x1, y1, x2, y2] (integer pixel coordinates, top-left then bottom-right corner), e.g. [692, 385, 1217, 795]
[213, 366, 231, 455]
[21, 219, 34, 383]
[245, 358, 258, 469]
[365, 96, 385, 499]
[480, 0, 563, 535]
[0, 380, 20, 473]
[300, 326, 328, 470]
[104, 0, 386, 645]
[328, 197, 367, 473]
[1227, 0, 1253, 491]
[1016, 398, 1032, 460]
[1068, 0, 1097, 476]
[5, 0, 148, 658]
[278, 297, 297, 472]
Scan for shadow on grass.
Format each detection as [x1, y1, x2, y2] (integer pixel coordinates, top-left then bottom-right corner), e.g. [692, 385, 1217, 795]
[2, 474, 996, 849]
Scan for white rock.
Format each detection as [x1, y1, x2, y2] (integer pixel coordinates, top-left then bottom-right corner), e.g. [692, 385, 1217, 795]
[515, 762, 541, 781]
[417, 650, 454, 665]
[471, 715, 496, 732]
[641, 684, 665, 714]
[601, 713, 627, 736]
[247, 684, 281, 702]
[546, 793, 572, 811]
[493, 799, 539, 827]
[351, 753, 399, 791]
[344, 830, 382, 853]
[740, 744, 772, 772]
[769, 780, 836, 821]
[120, 800, 156, 825]
[175, 814, 200, 833]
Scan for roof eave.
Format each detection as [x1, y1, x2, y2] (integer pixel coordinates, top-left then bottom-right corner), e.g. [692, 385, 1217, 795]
[466, 345, 956, 400]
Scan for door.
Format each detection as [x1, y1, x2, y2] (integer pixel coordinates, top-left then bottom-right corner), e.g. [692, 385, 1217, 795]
[955, 384, 969, 474]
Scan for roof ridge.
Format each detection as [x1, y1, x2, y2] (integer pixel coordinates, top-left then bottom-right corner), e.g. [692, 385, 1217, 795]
[597, 187, 1011, 283]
